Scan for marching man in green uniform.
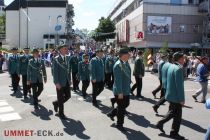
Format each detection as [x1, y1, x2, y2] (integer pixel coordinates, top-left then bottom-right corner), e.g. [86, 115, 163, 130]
[152, 53, 168, 99]
[8, 48, 20, 94]
[27, 49, 47, 110]
[20, 47, 33, 99]
[156, 52, 185, 139]
[107, 47, 131, 131]
[78, 54, 90, 99]
[90, 48, 104, 107]
[70, 50, 80, 92]
[52, 45, 71, 119]
[153, 54, 173, 113]
[131, 51, 145, 98]
[105, 49, 116, 89]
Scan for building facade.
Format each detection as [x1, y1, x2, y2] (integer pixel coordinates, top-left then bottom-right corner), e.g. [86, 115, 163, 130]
[5, 0, 73, 49]
[109, 0, 209, 50]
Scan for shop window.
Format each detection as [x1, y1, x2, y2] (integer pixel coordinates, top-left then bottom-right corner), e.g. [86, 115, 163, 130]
[180, 25, 186, 32]
[193, 25, 199, 33]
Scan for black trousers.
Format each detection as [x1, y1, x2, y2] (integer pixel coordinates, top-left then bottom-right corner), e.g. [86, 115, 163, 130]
[0, 61, 2, 71]
[105, 73, 109, 86]
[22, 75, 31, 97]
[106, 72, 114, 89]
[109, 95, 130, 126]
[11, 73, 19, 92]
[152, 79, 164, 98]
[31, 81, 43, 107]
[54, 82, 71, 114]
[154, 88, 166, 108]
[82, 80, 90, 96]
[157, 102, 182, 134]
[92, 81, 104, 104]
[131, 76, 142, 96]
[72, 72, 80, 90]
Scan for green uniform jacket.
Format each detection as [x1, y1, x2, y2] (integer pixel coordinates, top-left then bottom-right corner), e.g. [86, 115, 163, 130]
[52, 55, 71, 87]
[70, 55, 79, 73]
[19, 55, 33, 75]
[165, 63, 185, 103]
[113, 60, 131, 95]
[105, 56, 116, 74]
[161, 62, 171, 90]
[78, 61, 90, 81]
[158, 60, 165, 80]
[90, 57, 104, 82]
[133, 57, 145, 77]
[8, 55, 20, 75]
[27, 58, 47, 84]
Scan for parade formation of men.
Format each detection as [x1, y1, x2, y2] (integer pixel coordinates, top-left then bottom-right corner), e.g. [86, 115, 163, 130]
[5, 44, 210, 139]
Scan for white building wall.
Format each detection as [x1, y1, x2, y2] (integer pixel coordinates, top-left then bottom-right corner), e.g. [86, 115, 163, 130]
[20, 8, 28, 48]
[6, 11, 19, 48]
[110, 0, 135, 20]
[28, 7, 66, 48]
[143, 4, 201, 15]
[6, 7, 66, 49]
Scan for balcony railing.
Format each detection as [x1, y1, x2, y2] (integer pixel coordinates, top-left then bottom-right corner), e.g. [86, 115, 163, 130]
[198, 0, 208, 13]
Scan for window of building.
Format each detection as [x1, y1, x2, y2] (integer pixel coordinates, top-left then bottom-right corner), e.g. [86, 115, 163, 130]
[193, 25, 199, 33]
[180, 25, 186, 32]
[188, 0, 193, 4]
[171, 0, 182, 5]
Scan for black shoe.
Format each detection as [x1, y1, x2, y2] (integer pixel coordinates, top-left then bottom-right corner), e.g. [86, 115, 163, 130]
[200, 100, 206, 103]
[153, 105, 158, 113]
[125, 110, 129, 115]
[107, 114, 114, 121]
[52, 102, 58, 112]
[156, 123, 165, 133]
[92, 103, 99, 108]
[169, 133, 185, 139]
[59, 113, 67, 120]
[192, 95, 197, 101]
[152, 91, 156, 99]
[24, 96, 28, 100]
[34, 106, 39, 110]
[130, 91, 135, 96]
[136, 95, 144, 99]
[116, 125, 126, 132]
[110, 99, 115, 108]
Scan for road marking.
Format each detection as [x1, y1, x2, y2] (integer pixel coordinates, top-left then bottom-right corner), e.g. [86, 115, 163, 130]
[0, 100, 22, 122]
[0, 106, 14, 113]
[0, 113, 21, 122]
[0, 101, 9, 107]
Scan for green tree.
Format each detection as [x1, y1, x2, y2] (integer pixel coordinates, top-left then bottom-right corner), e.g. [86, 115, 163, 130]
[0, 14, 5, 34]
[93, 17, 116, 42]
[159, 41, 168, 53]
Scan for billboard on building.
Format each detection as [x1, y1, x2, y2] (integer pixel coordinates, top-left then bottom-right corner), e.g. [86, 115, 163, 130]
[147, 16, 172, 35]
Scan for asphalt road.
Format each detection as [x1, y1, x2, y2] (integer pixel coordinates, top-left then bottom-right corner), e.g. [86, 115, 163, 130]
[0, 64, 209, 140]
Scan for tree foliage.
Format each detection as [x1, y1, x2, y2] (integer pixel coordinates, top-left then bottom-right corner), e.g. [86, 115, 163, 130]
[160, 41, 168, 53]
[0, 14, 5, 34]
[92, 17, 116, 42]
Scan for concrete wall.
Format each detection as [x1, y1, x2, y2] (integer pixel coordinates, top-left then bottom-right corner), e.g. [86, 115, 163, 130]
[6, 11, 19, 48]
[6, 7, 66, 49]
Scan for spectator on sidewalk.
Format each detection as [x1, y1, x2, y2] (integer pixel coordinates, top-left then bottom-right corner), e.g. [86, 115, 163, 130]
[0, 50, 4, 73]
[192, 57, 209, 103]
